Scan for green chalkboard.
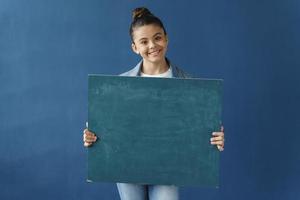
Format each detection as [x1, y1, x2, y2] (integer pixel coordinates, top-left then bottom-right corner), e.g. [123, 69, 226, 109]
[87, 75, 223, 187]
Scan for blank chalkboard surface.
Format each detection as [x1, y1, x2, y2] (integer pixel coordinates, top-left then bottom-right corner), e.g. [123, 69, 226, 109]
[87, 75, 223, 187]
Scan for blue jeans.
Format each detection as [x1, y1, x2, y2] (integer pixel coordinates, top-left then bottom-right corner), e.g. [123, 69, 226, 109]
[117, 183, 179, 200]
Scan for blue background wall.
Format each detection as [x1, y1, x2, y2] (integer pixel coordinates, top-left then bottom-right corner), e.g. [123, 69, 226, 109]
[1, 0, 299, 199]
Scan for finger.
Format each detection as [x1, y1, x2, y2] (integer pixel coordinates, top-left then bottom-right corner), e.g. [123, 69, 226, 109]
[85, 138, 96, 143]
[83, 131, 91, 141]
[210, 136, 223, 142]
[83, 128, 88, 134]
[84, 135, 97, 142]
[84, 142, 93, 147]
[83, 129, 95, 136]
[85, 134, 97, 139]
[83, 142, 93, 147]
[211, 141, 224, 145]
[84, 134, 96, 142]
[217, 145, 224, 151]
[212, 132, 224, 137]
[210, 135, 225, 142]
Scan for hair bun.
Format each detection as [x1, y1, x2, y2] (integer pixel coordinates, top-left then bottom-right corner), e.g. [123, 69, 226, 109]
[132, 7, 152, 20]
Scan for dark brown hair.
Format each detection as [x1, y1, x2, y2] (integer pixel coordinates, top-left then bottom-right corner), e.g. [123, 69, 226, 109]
[130, 7, 167, 42]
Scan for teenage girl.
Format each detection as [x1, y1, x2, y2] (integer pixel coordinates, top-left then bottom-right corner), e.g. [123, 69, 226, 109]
[83, 7, 225, 200]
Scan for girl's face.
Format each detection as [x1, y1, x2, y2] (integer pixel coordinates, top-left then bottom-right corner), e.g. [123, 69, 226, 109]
[131, 24, 168, 65]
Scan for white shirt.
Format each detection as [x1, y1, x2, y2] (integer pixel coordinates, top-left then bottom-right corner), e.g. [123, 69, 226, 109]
[140, 67, 172, 78]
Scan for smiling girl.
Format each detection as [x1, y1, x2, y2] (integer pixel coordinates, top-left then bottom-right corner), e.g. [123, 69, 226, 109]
[83, 7, 225, 200]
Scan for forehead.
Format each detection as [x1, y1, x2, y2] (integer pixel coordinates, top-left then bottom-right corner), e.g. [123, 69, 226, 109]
[132, 24, 164, 40]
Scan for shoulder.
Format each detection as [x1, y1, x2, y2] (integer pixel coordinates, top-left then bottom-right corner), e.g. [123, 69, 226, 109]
[119, 68, 136, 76]
[171, 65, 192, 78]
[119, 60, 142, 76]
[166, 57, 192, 78]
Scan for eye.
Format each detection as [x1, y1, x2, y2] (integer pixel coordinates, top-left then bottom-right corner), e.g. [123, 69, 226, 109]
[155, 36, 162, 41]
[140, 40, 148, 45]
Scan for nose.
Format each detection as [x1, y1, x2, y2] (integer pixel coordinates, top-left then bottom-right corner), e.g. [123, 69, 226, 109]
[148, 40, 156, 49]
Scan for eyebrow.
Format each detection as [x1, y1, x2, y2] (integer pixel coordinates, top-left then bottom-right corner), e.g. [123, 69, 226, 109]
[138, 32, 163, 42]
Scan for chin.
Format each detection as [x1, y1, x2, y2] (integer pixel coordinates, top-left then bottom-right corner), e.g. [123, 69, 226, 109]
[148, 58, 164, 64]
[148, 55, 165, 62]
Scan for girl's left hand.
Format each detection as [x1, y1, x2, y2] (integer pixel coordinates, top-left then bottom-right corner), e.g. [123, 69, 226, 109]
[210, 126, 225, 151]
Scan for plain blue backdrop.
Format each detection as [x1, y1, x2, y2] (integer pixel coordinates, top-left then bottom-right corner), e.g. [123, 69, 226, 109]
[1, 0, 299, 199]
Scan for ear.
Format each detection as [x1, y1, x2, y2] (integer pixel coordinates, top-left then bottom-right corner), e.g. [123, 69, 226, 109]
[131, 43, 139, 54]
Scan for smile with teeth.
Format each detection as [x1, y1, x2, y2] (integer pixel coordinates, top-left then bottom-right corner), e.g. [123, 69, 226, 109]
[148, 49, 161, 56]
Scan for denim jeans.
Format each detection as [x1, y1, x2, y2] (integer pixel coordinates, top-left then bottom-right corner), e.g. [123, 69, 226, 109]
[117, 183, 179, 200]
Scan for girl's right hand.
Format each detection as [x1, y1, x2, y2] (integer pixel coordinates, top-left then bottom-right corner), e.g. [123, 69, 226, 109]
[83, 129, 98, 147]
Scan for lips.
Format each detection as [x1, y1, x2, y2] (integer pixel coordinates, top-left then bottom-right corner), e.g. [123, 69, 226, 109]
[148, 49, 161, 56]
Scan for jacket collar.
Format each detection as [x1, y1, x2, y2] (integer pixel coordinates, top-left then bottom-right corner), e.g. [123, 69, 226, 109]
[130, 58, 180, 78]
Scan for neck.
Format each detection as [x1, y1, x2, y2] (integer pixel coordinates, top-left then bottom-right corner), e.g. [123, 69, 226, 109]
[141, 59, 169, 75]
